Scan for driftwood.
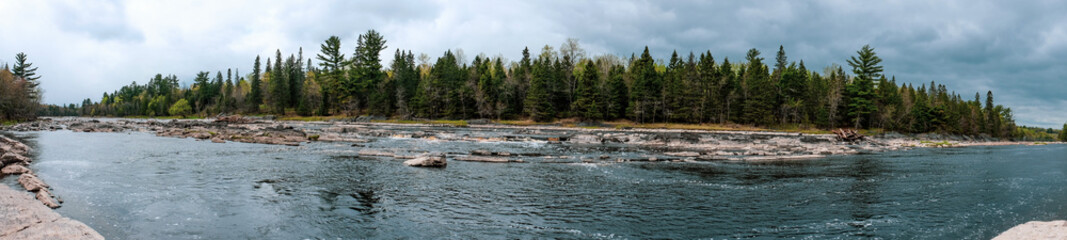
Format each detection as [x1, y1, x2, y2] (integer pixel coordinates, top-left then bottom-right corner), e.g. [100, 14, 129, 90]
[832, 128, 865, 142]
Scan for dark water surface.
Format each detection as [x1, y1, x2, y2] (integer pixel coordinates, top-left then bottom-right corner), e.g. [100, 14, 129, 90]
[9, 130, 1067, 239]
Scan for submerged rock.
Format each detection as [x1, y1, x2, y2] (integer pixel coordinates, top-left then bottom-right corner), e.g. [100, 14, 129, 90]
[454, 155, 515, 163]
[403, 154, 447, 167]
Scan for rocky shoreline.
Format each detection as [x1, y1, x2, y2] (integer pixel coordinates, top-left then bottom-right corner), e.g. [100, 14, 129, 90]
[1, 117, 1048, 165]
[994, 220, 1067, 239]
[0, 134, 103, 239]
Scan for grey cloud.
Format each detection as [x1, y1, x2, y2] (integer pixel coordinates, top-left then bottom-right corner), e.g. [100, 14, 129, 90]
[52, 0, 144, 42]
[1, 0, 1065, 128]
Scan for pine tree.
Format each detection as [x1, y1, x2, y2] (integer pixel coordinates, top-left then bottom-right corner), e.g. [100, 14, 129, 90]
[349, 29, 388, 114]
[845, 45, 882, 128]
[316, 36, 345, 115]
[12, 52, 41, 101]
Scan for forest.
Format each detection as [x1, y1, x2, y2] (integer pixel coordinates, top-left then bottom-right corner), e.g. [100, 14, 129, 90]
[40, 30, 1025, 138]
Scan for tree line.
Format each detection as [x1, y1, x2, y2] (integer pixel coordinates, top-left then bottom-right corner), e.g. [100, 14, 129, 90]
[48, 30, 1020, 138]
[0, 53, 42, 122]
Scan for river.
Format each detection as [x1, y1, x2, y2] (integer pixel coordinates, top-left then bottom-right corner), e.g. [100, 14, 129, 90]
[6, 130, 1067, 239]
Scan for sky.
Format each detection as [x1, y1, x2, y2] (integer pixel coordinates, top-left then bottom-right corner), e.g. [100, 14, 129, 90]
[0, 0, 1065, 128]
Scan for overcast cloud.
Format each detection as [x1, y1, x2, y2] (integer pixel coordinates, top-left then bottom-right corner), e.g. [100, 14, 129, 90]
[1, 0, 1065, 128]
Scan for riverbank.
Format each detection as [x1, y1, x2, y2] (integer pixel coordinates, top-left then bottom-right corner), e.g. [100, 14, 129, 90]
[2, 117, 1053, 163]
[994, 220, 1067, 239]
[0, 134, 103, 239]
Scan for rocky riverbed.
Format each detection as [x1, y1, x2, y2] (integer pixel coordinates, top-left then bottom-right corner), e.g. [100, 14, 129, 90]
[0, 117, 1041, 164]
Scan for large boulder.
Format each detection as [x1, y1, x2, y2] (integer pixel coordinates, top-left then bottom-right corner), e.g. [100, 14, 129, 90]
[17, 174, 48, 192]
[0, 185, 102, 239]
[403, 154, 447, 167]
[1, 152, 31, 165]
[35, 189, 60, 209]
[1, 164, 31, 176]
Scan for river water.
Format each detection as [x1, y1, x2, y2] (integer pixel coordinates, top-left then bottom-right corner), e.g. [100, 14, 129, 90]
[6, 130, 1067, 239]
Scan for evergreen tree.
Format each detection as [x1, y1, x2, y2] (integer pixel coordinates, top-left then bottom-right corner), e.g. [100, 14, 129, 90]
[845, 45, 882, 128]
[249, 56, 262, 112]
[269, 49, 289, 114]
[349, 29, 388, 114]
[525, 53, 556, 121]
[741, 48, 775, 125]
[571, 61, 601, 121]
[986, 91, 999, 137]
[629, 46, 660, 123]
[604, 65, 628, 120]
[316, 36, 345, 115]
[12, 52, 41, 101]
[1059, 123, 1067, 142]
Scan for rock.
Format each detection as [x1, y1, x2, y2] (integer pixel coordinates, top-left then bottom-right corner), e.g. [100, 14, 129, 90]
[454, 155, 512, 163]
[214, 115, 252, 124]
[35, 189, 60, 209]
[0, 185, 102, 239]
[664, 151, 700, 157]
[211, 138, 225, 143]
[18, 174, 48, 192]
[0, 136, 30, 154]
[994, 220, 1067, 240]
[1, 164, 31, 175]
[403, 154, 447, 167]
[599, 155, 610, 159]
[358, 149, 395, 158]
[191, 132, 212, 140]
[471, 150, 492, 156]
[1, 153, 31, 165]
[495, 152, 512, 156]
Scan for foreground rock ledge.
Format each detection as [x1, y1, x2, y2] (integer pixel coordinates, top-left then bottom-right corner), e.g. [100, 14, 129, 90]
[994, 220, 1067, 240]
[0, 184, 103, 240]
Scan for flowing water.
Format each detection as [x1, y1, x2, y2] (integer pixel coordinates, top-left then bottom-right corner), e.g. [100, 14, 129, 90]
[6, 130, 1067, 239]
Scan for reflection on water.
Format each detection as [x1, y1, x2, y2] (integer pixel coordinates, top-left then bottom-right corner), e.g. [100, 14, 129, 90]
[8, 130, 1067, 239]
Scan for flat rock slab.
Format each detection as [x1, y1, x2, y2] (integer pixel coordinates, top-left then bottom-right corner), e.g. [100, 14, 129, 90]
[0, 184, 103, 239]
[995, 220, 1067, 240]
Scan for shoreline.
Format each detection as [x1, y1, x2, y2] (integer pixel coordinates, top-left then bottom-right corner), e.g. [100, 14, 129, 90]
[994, 220, 1067, 239]
[2, 117, 1056, 163]
[0, 134, 104, 239]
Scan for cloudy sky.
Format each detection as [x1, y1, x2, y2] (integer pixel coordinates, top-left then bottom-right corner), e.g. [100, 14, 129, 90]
[1, 0, 1065, 128]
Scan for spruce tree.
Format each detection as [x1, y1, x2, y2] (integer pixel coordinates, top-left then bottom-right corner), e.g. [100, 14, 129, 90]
[629, 46, 660, 123]
[741, 48, 775, 126]
[605, 65, 628, 120]
[249, 56, 263, 112]
[571, 61, 601, 121]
